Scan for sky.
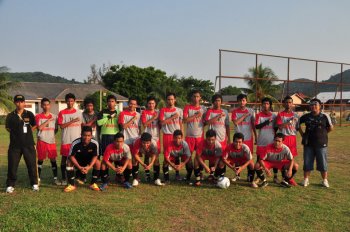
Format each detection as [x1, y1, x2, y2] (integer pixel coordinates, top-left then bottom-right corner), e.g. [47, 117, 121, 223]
[1, 0, 350, 90]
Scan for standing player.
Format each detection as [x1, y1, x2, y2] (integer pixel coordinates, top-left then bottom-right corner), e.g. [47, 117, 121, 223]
[58, 93, 82, 185]
[204, 93, 230, 150]
[276, 96, 299, 186]
[255, 97, 278, 182]
[194, 129, 224, 186]
[64, 126, 99, 192]
[231, 94, 256, 157]
[97, 95, 120, 156]
[99, 133, 133, 190]
[35, 98, 59, 185]
[163, 130, 193, 183]
[82, 98, 98, 140]
[132, 132, 163, 186]
[141, 96, 161, 180]
[159, 93, 183, 179]
[254, 133, 298, 188]
[183, 90, 206, 177]
[118, 97, 141, 186]
[219, 132, 256, 187]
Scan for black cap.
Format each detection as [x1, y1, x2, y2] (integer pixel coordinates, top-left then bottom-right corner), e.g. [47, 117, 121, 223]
[310, 98, 321, 105]
[14, 95, 25, 102]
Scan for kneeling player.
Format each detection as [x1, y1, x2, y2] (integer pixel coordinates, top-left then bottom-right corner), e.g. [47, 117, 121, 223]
[255, 133, 298, 188]
[194, 129, 224, 186]
[163, 130, 193, 183]
[64, 126, 100, 192]
[99, 133, 133, 190]
[132, 132, 163, 186]
[219, 132, 256, 187]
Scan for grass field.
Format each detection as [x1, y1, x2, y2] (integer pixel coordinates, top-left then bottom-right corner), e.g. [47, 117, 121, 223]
[0, 125, 349, 232]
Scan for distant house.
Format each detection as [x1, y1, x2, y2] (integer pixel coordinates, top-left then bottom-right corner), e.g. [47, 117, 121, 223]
[316, 91, 350, 111]
[289, 92, 309, 111]
[6, 82, 128, 115]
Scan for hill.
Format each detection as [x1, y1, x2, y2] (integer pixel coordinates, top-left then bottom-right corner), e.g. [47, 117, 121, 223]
[6, 72, 80, 83]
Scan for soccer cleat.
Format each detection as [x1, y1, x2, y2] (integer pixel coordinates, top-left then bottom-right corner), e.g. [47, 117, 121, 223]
[54, 178, 61, 186]
[259, 180, 268, 188]
[32, 184, 39, 191]
[76, 179, 85, 185]
[175, 174, 182, 181]
[99, 183, 108, 191]
[64, 185, 76, 192]
[132, 179, 139, 187]
[321, 179, 330, 188]
[194, 181, 201, 187]
[301, 178, 309, 187]
[61, 180, 67, 186]
[231, 175, 240, 182]
[280, 180, 291, 188]
[124, 181, 133, 189]
[288, 178, 298, 186]
[251, 182, 258, 188]
[154, 179, 164, 186]
[89, 183, 100, 191]
[273, 176, 280, 184]
[6, 186, 14, 193]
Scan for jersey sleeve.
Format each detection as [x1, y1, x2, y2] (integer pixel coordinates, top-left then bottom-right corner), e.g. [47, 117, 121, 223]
[224, 110, 230, 127]
[276, 112, 283, 125]
[92, 143, 98, 157]
[132, 139, 140, 156]
[57, 111, 63, 125]
[5, 114, 12, 131]
[183, 105, 189, 118]
[35, 114, 41, 127]
[231, 109, 237, 121]
[102, 145, 112, 162]
[141, 111, 147, 124]
[183, 142, 191, 157]
[255, 113, 261, 126]
[118, 112, 124, 125]
[178, 108, 183, 121]
[159, 108, 165, 121]
[204, 109, 211, 121]
[244, 145, 253, 160]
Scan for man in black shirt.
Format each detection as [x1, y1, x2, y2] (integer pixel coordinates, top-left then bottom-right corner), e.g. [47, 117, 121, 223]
[298, 98, 333, 188]
[64, 126, 99, 192]
[5, 95, 39, 193]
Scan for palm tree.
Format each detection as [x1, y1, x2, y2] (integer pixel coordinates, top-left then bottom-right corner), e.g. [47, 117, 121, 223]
[241, 64, 281, 103]
[0, 66, 15, 113]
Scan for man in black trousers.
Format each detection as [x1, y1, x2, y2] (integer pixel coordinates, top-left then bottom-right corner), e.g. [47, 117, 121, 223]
[5, 95, 39, 193]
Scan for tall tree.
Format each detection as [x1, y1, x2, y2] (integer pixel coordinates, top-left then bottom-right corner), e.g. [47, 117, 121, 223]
[219, 85, 242, 96]
[0, 66, 15, 112]
[178, 76, 214, 103]
[242, 64, 280, 102]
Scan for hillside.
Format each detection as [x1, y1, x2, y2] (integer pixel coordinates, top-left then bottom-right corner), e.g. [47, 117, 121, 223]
[6, 72, 80, 83]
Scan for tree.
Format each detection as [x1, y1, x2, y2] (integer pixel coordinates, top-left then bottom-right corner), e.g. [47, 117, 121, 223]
[178, 76, 215, 103]
[242, 64, 281, 102]
[0, 66, 15, 112]
[86, 64, 105, 84]
[219, 85, 242, 96]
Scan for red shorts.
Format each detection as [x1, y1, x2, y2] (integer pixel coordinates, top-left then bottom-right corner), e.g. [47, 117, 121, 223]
[185, 136, 204, 153]
[244, 139, 254, 154]
[226, 157, 249, 167]
[162, 134, 173, 153]
[284, 135, 298, 157]
[37, 140, 57, 160]
[262, 160, 291, 170]
[60, 144, 72, 157]
[200, 155, 219, 164]
[168, 155, 189, 163]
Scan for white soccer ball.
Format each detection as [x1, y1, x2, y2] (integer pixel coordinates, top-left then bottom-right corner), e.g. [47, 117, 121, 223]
[217, 177, 230, 189]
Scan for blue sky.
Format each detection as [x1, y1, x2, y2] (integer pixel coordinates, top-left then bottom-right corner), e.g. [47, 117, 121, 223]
[1, 0, 349, 89]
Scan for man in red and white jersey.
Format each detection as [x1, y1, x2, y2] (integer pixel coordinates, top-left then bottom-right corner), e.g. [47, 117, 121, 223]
[141, 96, 160, 153]
[35, 98, 59, 185]
[255, 133, 298, 188]
[58, 93, 82, 185]
[204, 93, 230, 150]
[231, 94, 256, 154]
[194, 129, 223, 186]
[276, 95, 299, 186]
[183, 90, 206, 161]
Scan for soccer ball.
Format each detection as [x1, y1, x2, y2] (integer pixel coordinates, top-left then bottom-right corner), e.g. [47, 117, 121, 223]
[217, 177, 230, 189]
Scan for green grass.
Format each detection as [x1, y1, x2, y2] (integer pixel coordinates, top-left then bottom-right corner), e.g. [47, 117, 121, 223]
[0, 125, 349, 231]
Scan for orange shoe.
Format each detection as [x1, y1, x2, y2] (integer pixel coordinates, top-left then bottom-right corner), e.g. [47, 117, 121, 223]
[288, 178, 298, 186]
[89, 183, 100, 191]
[64, 185, 76, 192]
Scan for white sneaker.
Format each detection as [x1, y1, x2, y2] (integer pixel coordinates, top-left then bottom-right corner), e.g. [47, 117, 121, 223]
[54, 178, 61, 185]
[154, 179, 164, 186]
[321, 179, 330, 188]
[251, 182, 258, 188]
[61, 180, 67, 186]
[301, 178, 309, 187]
[32, 184, 39, 191]
[6, 186, 14, 193]
[132, 179, 139, 187]
[231, 176, 240, 182]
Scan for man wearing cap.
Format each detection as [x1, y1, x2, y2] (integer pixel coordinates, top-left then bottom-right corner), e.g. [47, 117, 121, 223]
[5, 95, 39, 193]
[298, 98, 333, 188]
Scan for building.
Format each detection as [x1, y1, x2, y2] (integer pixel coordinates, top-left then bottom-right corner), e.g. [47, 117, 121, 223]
[6, 82, 128, 115]
[316, 91, 350, 111]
